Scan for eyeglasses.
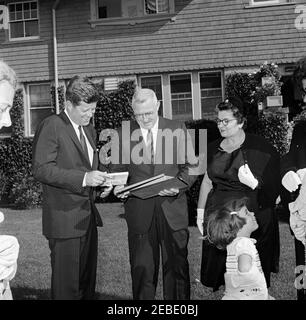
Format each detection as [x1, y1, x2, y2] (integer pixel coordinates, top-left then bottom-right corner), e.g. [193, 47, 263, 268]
[134, 112, 155, 120]
[215, 118, 237, 126]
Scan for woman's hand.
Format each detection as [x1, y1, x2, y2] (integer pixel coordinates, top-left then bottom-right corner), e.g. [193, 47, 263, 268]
[238, 164, 258, 190]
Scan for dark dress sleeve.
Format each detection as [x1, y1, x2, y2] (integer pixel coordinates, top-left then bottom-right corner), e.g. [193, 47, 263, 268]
[245, 134, 281, 209]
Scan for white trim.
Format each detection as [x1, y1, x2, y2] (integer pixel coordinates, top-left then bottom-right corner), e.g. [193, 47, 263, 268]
[250, 0, 280, 5]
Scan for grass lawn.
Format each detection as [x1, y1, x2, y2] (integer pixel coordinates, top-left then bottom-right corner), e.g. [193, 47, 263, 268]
[0, 203, 297, 300]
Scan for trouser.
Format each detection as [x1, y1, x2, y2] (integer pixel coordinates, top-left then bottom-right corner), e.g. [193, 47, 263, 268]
[48, 217, 98, 300]
[128, 206, 190, 300]
[294, 237, 306, 300]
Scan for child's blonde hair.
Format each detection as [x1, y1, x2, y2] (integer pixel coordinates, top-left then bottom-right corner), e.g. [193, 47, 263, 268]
[206, 197, 249, 250]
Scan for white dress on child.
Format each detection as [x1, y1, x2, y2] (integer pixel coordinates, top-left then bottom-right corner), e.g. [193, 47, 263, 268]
[222, 237, 269, 300]
[0, 235, 19, 300]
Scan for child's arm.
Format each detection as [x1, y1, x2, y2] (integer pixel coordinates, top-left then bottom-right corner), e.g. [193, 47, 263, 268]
[0, 235, 19, 281]
[237, 254, 252, 273]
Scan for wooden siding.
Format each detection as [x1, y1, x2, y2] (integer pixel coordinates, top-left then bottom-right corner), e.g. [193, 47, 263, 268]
[0, 0, 306, 82]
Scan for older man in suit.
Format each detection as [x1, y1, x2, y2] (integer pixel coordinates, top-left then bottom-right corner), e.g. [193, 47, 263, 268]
[110, 88, 199, 300]
[32, 76, 112, 300]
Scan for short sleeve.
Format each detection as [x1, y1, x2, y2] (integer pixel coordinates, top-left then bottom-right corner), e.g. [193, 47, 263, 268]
[235, 238, 257, 259]
[0, 235, 19, 281]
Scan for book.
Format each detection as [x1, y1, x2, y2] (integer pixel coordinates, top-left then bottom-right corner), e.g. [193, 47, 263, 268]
[116, 174, 188, 199]
[103, 172, 129, 186]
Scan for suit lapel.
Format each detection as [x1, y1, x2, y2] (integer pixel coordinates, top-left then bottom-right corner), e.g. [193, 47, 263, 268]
[58, 112, 92, 169]
[84, 125, 98, 170]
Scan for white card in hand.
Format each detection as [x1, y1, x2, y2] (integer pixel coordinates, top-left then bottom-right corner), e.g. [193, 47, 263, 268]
[104, 172, 129, 186]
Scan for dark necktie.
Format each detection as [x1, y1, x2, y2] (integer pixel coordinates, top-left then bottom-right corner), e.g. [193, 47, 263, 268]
[78, 125, 89, 163]
[146, 129, 154, 164]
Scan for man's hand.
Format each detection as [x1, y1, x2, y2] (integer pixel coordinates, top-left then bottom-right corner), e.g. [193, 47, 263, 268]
[114, 185, 130, 199]
[238, 164, 258, 190]
[85, 170, 107, 187]
[281, 171, 301, 192]
[197, 208, 204, 235]
[158, 188, 179, 197]
[100, 183, 113, 198]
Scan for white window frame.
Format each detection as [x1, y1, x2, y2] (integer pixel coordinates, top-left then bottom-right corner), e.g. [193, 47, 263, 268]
[144, 0, 170, 15]
[250, 0, 280, 5]
[169, 72, 194, 121]
[139, 74, 164, 116]
[198, 70, 224, 119]
[8, 0, 39, 41]
[26, 82, 52, 137]
[89, 0, 175, 27]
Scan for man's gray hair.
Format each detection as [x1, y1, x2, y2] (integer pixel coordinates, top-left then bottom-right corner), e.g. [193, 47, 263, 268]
[132, 87, 158, 108]
[0, 60, 17, 89]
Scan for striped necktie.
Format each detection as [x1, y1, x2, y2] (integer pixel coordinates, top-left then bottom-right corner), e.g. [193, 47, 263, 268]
[146, 129, 154, 164]
[78, 125, 89, 163]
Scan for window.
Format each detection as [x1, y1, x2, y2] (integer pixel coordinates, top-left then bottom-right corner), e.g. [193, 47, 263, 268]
[200, 72, 223, 118]
[95, 0, 173, 19]
[145, 0, 169, 15]
[140, 75, 163, 116]
[8, 1, 39, 40]
[28, 83, 52, 135]
[170, 74, 193, 121]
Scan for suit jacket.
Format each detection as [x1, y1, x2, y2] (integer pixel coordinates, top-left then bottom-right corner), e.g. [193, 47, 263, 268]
[109, 117, 199, 234]
[32, 112, 102, 239]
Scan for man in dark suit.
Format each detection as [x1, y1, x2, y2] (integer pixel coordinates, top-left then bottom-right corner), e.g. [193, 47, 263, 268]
[110, 88, 200, 300]
[32, 76, 112, 300]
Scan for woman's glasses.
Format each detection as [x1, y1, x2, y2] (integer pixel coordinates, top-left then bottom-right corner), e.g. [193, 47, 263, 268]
[215, 118, 237, 126]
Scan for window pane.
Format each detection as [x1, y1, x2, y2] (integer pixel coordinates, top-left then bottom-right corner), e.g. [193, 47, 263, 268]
[98, 0, 121, 18]
[31, 2, 37, 10]
[30, 109, 53, 135]
[145, 0, 169, 14]
[140, 76, 163, 116]
[10, 21, 24, 38]
[29, 84, 52, 135]
[24, 3, 30, 11]
[200, 72, 222, 118]
[29, 84, 50, 107]
[31, 9, 37, 19]
[170, 74, 192, 120]
[24, 10, 30, 19]
[25, 20, 38, 36]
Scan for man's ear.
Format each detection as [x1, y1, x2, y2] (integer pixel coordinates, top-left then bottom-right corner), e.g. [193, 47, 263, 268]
[66, 100, 72, 111]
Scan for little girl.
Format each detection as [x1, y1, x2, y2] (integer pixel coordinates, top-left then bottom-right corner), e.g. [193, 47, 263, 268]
[0, 211, 19, 300]
[206, 198, 273, 300]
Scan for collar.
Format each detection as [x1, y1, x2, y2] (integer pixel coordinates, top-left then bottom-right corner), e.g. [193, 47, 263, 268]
[64, 108, 80, 132]
[140, 117, 159, 138]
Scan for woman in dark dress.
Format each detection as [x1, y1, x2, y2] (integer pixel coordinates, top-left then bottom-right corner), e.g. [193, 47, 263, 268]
[197, 98, 280, 291]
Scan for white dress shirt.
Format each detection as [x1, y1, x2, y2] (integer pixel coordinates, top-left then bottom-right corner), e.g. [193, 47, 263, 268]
[64, 109, 93, 186]
[140, 117, 159, 154]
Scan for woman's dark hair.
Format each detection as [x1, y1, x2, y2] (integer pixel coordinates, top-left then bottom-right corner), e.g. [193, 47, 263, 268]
[66, 75, 99, 106]
[206, 197, 249, 250]
[216, 96, 246, 126]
